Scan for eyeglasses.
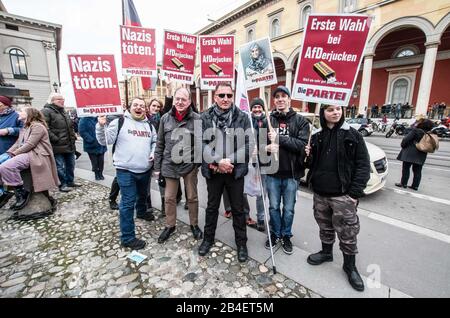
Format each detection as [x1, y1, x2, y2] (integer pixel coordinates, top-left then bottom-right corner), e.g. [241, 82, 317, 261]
[217, 93, 233, 99]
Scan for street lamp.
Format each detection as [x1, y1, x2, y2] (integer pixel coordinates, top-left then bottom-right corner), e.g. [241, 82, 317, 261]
[52, 82, 58, 92]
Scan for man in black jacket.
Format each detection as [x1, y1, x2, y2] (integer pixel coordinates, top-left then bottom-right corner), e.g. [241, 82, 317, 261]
[198, 82, 252, 262]
[42, 93, 79, 192]
[264, 86, 309, 255]
[305, 104, 370, 292]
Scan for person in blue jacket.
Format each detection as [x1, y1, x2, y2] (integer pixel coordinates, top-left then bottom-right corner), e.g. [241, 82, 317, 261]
[0, 96, 22, 155]
[78, 116, 107, 180]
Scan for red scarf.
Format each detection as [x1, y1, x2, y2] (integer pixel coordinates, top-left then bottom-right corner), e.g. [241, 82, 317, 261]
[175, 109, 188, 122]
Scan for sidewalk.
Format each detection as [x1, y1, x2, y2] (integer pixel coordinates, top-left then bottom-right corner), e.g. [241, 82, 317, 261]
[0, 175, 318, 298]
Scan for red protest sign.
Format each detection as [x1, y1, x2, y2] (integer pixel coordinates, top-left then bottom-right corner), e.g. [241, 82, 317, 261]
[199, 35, 235, 90]
[292, 14, 371, 106]
[162, 30, 197, 84]
[68, 54, 122, 117]
[120, 25, 156, 77]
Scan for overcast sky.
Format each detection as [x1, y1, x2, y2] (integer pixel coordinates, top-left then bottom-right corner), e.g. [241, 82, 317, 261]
[3, 0, 248, 105]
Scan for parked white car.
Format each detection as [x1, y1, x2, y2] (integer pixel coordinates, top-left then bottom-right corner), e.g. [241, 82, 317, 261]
[298, 112, 388, 194]
[346, 118, 374, 137]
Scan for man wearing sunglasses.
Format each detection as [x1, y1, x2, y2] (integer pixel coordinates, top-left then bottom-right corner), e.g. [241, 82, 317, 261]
[199, 82, 252, 263]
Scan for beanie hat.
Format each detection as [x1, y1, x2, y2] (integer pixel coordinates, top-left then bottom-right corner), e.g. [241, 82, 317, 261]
[0, 96, 12, 107]
[250, 97, 265, 110]
[272, 86, 291, 98]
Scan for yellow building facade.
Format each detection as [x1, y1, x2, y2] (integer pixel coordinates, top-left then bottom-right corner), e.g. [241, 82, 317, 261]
[195, 0, 450, 116]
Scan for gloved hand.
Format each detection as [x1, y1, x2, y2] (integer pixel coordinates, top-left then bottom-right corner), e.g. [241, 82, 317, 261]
[0, 153, 11, 164]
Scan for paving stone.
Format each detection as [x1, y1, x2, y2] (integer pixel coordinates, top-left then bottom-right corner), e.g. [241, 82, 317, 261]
[0, 180, 317, 299]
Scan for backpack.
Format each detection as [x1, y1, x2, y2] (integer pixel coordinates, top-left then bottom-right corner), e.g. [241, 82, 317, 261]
[416, 131, 439, 153]
[112, 117, 154, 154]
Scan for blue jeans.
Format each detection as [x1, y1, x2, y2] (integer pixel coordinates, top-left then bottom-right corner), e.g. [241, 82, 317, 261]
[54, 153, 75, 186]
[116, 169, 151, 244]
[266, 176, 298, 238]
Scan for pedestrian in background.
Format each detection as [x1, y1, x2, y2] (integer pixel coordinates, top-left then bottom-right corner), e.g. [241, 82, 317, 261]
[0, 96, 22, 156]
[78, 116, 107, 180]
[395, 119, 435, 191]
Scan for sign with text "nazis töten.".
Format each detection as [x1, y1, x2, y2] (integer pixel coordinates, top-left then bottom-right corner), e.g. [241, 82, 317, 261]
[68, 54, 122, 117]
[120, 25, 156, 77]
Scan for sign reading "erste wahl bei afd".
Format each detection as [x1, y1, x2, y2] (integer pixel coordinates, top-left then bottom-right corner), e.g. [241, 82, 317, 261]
[120, 25, 156, 77]
[292, 14, 371, 106]
[199, 35, 235, 90]
[162, 30, 197, 85]
[68, 54, 122, 117]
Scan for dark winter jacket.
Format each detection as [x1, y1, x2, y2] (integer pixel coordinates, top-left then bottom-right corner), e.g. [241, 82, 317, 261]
[397, 128, 427, 165]
[201, 104, 252, 180]
[265, 109, 310, 180]
[307, 120, 370, 199]
[154, 106, 201, 179]
[41, 104, 77, 154]
[78, 117, 107, 154]
[0, 109, 22, 154]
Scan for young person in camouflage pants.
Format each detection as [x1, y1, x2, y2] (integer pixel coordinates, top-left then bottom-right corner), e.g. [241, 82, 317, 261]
[305, 105, 370, 292]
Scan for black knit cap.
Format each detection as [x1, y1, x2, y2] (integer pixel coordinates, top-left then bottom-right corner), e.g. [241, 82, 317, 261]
[250, 97, 265, 110]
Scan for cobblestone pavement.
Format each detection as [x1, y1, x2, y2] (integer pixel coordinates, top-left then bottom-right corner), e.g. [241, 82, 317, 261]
[0, 179, 321, 298]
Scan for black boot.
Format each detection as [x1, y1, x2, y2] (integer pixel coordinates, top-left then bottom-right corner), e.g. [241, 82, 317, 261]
[98, 171, 105, 180]
[343, 253, 365, 292]
[94, 171, 101, 180]
[13, 186, 30, 210]
[307, 242, 333, 265]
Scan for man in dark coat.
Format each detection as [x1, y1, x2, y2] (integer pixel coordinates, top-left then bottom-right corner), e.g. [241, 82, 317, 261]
[78, 117, 107, 180]
[305, 104, 370, 292]
[198, 82, 252, 263]
[42, 93, 79, 192]
[153, 87, 203, 243]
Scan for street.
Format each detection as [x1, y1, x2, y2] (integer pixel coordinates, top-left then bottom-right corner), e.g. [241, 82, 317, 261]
[74, 134, 450, 298]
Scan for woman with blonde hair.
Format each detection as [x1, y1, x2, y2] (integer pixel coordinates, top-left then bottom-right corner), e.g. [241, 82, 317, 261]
[0, 106, 59, 210]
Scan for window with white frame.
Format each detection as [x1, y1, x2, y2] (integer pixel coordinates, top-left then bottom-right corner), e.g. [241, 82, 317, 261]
[341, 0, 357, 13]
[301, 5, 312, 28]
[270, 18, 281, 38]
[395, 48, 416, 58]
[391, 78, 409, 105]
[9, 48, 28, 80]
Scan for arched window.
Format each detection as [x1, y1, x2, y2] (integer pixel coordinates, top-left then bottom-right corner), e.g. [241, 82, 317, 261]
[396, 49, 415, 58]
[9, 48, 28, 80]
[301, 5, 312, 28]
[247, 28, 254, 42]
[271, 18, 280, 38]
[391, 78, 409, 105]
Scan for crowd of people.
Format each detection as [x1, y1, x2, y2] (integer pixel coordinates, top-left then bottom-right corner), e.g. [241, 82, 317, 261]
[10, 82, 434, 292]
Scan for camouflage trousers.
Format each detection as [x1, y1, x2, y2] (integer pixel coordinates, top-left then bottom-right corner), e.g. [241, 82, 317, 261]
[313, 193, 360, 255]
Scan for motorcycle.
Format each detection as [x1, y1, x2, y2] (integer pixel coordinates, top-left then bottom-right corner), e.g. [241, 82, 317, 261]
[431, 125, 450, 138]
[385, 120, 409, 138]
